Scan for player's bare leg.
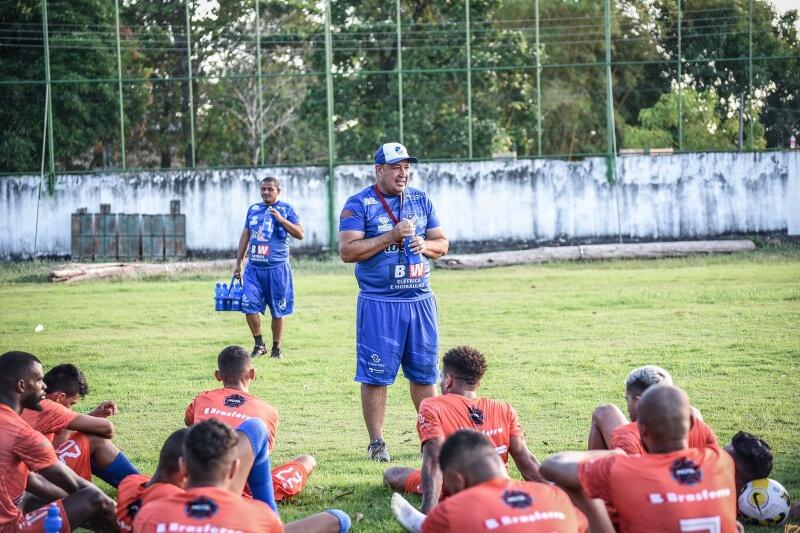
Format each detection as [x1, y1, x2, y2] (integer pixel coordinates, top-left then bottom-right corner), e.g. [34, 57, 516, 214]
[588, 404, 628, 450]
[285, 510, 351, 533]
[409, 382, 436, 412]
[230, 435, 257, 495]
[561, 487, 615, 533]
[246, 313, 267, 357]
[290, 454, 316, 476]
[362, 384, 390, 461]
[61, 486, 118, 532]
[86, 434, 120, 468]
[383, 466, 416, 492]
[270, 317, 284, 358]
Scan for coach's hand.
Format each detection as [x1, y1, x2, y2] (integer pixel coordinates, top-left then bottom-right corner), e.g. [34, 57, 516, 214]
[234, 262, 242, 280]
[409, 235, 426, 255]
[269, 207, 285, 222]
[390, 220, 414, 242]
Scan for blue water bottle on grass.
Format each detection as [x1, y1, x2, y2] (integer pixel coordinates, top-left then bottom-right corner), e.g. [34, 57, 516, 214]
[44, 503, 62, 533]
[231, 281, 241, 312]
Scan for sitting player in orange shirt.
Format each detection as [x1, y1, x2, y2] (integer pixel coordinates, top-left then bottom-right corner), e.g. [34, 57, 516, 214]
[0, 351, 117, 533]
[134, 419, 351, 533]
[383, 346, 543, 514]
[588, 365, 719, 454]
[23, 363, 139, 488]
[116, 428, 187, 531]
[543, 385, 742, 533]
[390, 429, 594, 533]
[185, 345, 315, 502]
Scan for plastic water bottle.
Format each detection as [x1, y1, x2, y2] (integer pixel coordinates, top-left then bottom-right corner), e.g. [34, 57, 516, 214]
[404, 231, 423, 265]
[215, 282, 223, 311]
[222, 283, 230, 310]
[231, 283, 241, 312]
[44, 503, 62, 533]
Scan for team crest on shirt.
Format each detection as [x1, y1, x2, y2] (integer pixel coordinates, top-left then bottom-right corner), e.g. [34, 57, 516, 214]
[468, 405, 485, 426]
[670, 458, 703, 485]
[501, 490, 533, 509]
[127, 499, 143, 519]
[185, 497, 219, 519]
[224, 394, 247, 408]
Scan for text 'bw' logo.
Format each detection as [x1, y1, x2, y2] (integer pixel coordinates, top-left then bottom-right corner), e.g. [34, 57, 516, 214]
[224, 394, 246, 408]
[670, 458, 703, 486]
[393, 263, 425, 279]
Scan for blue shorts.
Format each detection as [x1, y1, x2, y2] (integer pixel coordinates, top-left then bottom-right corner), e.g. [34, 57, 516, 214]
[241, 262, 294, 318]
[355, 295, 439, 386]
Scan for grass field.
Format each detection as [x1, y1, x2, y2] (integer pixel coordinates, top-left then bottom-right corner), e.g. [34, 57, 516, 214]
[1, 250, 799, 532]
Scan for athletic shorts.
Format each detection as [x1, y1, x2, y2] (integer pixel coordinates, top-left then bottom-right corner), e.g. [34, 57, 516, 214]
[402, 469, 449, 500]
[241, 262, 294, 318]
[56, 432, 92, 481]
[16, 500, 71, 533]
[243, 460, 310, 502]
[355, 295, 439, 385]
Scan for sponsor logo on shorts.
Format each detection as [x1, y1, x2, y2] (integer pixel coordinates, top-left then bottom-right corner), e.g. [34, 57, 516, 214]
[185, 497, 219, 519]
[371, 353, 381, 363]
[670, 458, 703, 485]
[223, 394, 247, 408]
[501, 490, 533, 509]
[468, 405, 485, 426]
[278, 297, 288, 311]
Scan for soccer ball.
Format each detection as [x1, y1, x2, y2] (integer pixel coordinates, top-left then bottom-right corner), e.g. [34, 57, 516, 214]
[738, 478, 791, 526]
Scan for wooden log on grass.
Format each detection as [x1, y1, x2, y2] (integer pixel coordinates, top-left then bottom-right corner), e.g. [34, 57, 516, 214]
[434, 239, 756, 270]
[51, 260, 235, 283]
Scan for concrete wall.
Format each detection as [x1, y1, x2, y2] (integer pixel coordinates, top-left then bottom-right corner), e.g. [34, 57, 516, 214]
[2, 151, 796, 258]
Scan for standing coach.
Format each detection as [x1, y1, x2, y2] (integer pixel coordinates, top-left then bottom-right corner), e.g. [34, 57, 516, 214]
[338, 142, 449, 462]
[234, 176, 304, 359]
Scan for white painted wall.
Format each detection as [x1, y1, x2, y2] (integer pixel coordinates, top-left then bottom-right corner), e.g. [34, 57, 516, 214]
[1, 151, 794, 258]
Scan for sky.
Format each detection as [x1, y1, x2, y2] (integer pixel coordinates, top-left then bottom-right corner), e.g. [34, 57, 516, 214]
[771, 0, 799, 14]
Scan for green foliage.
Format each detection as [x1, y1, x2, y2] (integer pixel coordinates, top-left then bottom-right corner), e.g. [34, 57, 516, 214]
[1, 254, 798, 532]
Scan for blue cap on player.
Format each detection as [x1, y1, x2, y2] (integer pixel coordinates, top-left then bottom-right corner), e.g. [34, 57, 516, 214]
[374, 142, 419, 165]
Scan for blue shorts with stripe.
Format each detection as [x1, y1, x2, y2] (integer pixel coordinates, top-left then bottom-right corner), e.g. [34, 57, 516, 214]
[241, 262, 294, 318]
[355, 295, 439, 385]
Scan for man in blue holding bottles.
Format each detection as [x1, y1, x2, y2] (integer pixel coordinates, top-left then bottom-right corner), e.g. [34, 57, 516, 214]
[339, 142, 449, 461]
[235, 177, 304, 359]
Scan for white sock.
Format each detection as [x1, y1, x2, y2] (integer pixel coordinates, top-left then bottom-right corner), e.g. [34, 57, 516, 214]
[391, 492, 426, 533]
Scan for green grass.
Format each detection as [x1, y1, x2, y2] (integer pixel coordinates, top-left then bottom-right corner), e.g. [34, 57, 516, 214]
[1, 251, 798, 532]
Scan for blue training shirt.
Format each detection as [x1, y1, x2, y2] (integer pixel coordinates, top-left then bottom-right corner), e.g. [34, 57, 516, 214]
[339, 185, 441, 301]
[244, 200, 300, 268]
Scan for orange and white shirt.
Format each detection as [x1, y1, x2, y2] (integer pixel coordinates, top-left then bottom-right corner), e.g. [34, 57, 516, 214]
[185, 387, 279, 448]
[417, 394, 524, 463]
[421, 478, 587, 533]
[612, 416, 718, 455]
[578, 447, 737, 533]
[133, 486, 283, 533]
[0, 403, 59, 529]
[20, 399, 78, 442]
[115, 474, 183, 532]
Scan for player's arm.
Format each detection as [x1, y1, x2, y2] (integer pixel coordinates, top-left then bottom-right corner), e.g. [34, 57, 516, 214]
[235, 228, 250, 279]
[508, 436, 544, 482]
[87, 400, 118, 418]
[420, 437, 444, 514]
[409, 227, 448, 259]
[25, 471, 69, 503]
[38, 461, 94, 493]
[339, 221, 411, 263]
[66, 413, 114, 439]
[540, 450, 621, 491]
[270, 207, 304, 240]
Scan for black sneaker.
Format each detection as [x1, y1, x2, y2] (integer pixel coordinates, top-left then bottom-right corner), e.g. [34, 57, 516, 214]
[251, 344, 267, 358]
[367, 438, 391, 462]
[270, 346, 282, 359]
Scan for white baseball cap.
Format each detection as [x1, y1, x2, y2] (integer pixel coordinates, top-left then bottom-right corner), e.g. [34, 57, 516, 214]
[374, 142, 419, 164]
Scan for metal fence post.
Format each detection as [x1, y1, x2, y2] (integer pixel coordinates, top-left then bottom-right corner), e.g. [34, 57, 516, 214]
[535, 0, 542, 156]
[255, 0, 265, 165]
[114, 0, 126, 169]
[748, 0, 754, 150]
[465, 0, 473, 159]
[41, 0, 55, 178]
[604, 0, 616, 181]
[185, 0, 196, 167]
[324, 0, 336, 249]
[396, 0, 404, 144]
[677, 0, 683, 152]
